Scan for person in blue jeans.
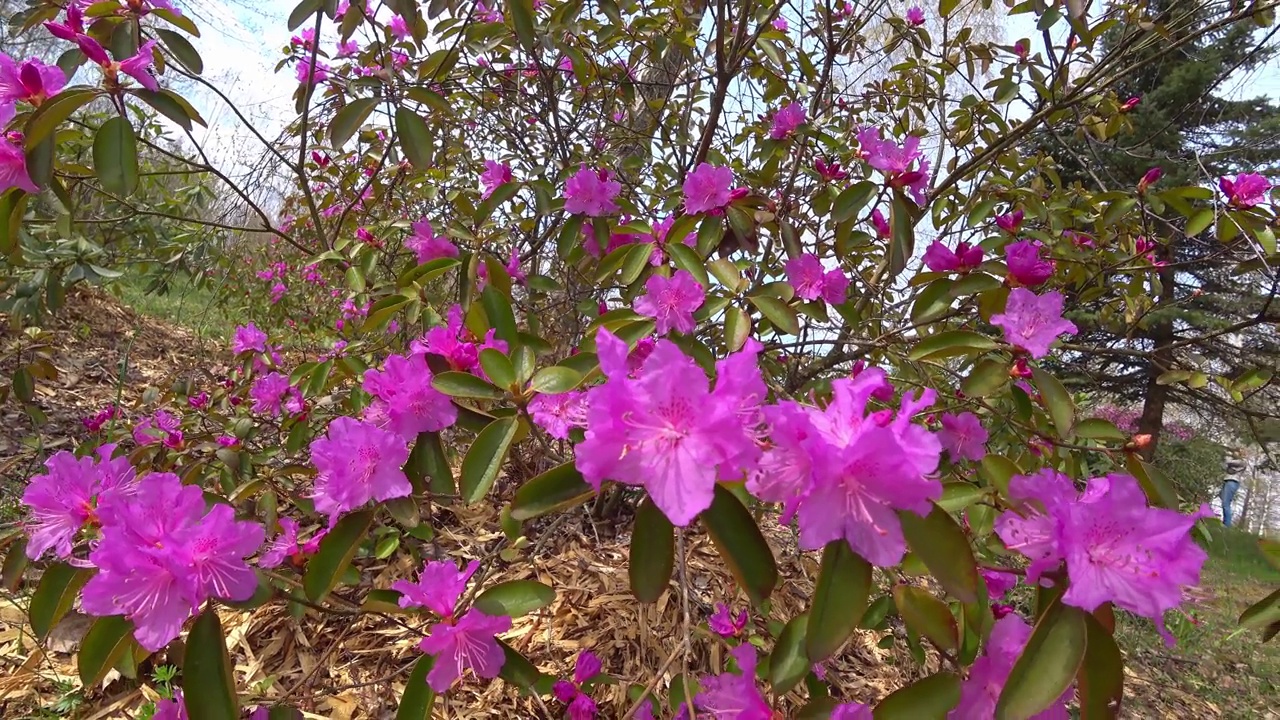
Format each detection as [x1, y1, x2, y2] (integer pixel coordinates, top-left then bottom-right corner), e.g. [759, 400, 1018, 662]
[1221, 458, 1246, 527]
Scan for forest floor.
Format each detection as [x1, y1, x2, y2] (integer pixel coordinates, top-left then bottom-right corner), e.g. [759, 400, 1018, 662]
[0, 288, 1278, 719]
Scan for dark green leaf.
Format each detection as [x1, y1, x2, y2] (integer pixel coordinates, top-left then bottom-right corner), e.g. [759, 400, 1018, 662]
[1, 537, 28, 592]
[1031, 367, 1075, 442]
[1078, 611, 1123, 719]
[996, 604, 1088, 720]
[1240, 587, 1280, 631]
[24, 87, 98, 148]
[459, 417, 519, 504]
[889, 191, 917, 276]
[909, 330, 996, 361]
[330, 97, 379, 148]
[667, 242, 710, 288]
[806, 541, 872, 662]
[630, 497, 674, 603]
[893, 585, 957, 652]
[701, 485, 778, 606]
[900, 503, 980, 603]
[478, 348, 516, 390]
[395, 107, 433, 168]
[481, 285, 519, 346]
[78, 615, 135, 687]
[507, 0, 538, 51]
[474, 580, 555, 618]
[303, 510, 373, 602]
[432, 371, 504, 399]
[510, 462, 596, 520]
[497, 640, 542, 689]
[832, 181, 877, 222]
[93, 116, 140, 196]
[395, 655, 437, 719]
[156, 28, 203, 73]
[529, 366, 582, 394]
[961, 358, 1010, 398]
[24, 133, 53, 189]
[873, 672, 961, 719]
[749, 295, 799, 336]
[29, 563, 91, 639]
[287, 0, 322, 30]
[769, 613, 811, 695]
[182, 607, 240, 720]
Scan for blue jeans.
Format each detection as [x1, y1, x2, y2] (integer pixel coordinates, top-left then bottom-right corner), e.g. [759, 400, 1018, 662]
[1221, 480, 1241, 527]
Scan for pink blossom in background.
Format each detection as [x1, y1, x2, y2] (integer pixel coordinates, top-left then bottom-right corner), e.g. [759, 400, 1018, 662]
[258, 517, 300, 568]
[217, 435, 238, 447]
[133, 409, 182, 448]
[480, 160, 512, 199]
[870, 207, 891, 238]
[991, 288, 1078, 358]
[389, 14, 410, 41]
[1121, 95, 1141, 111]
[922, 240, 983, 273]
[417, 609, 511, 692]
[905, 6, 926, 25]
[291, 27, 316, 49]
[633, 270, 705, 335]
[232, 323, 268, 355]
[995, 209, 1023, 233]
[119, 41, 159, 91]
[563, 165, 621, 216]
[683, 162, 735, 214]
[269, 282, 287, 303]
[83, 405, 121, 433]
[857, 127, 931, 205]
[769, 101, 806, 139]
[0, 54, 66, 105]
[981, 568, 1017, 599]
[575, 329, 765, 526]
[1219, 173, 1271, 208]
[938, 411, 988, 462]
[647, 215, 697, 265]
[528, 391, 586, 439]
[309, 417, 411, 525]
[785, 253, 847, 304]
[695, 644, 771, 719]
[295, 58, 329, 85]
[21, 444, 136, 561]
[475, 0, 503, 22]
[815, 157, 848, 181]
[411, 305, 482, 372]
[832, 704, 874, 720]
[393, 559, 480, 617]
[771, 18, 788, 32]
[250, 372, 292, 416]
[1005, 239, 1055, 286]
[336, 39, 359, 57]
[362, 353, 457, 438]
[949, 614, 1071, 720]
[151, 689, 187, 720]
[708, 603, 747, 637]
[404, 220, 459, 264]
[0, 110, 37, 192]
[504, 247, 527, 285]
[1138, 166, 1163, 193]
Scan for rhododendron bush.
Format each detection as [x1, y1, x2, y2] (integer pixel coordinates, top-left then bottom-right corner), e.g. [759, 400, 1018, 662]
[4, 0, 1280, 718]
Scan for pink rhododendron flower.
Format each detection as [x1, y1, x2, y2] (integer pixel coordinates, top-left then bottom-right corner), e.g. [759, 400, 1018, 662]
[188, 391, 208, 410]
[410, 304, 507, 374]
[295, 58, 329, 85]
[922, 240, 982, 273]
[553, 650, 603, 717]
[857, 127, 931, 205]
[133, 410, 182, 448]
[309, 417, 411, 525]
[991, 288, 1078, 358]
[480, 160, 512, 199]
[648, 215, 698, 265]
[152, 689, 187, 720]
[362, 353, 457, 439]
[390, 14, 410, 41]
[708, 603, 747, 637]
[995, 209, 1023, 233]
[815, 157, 848, 181]
[0, 54, 66, 105]
[417, 608, 511, 691]
[1121, 95, 1141, 111]
[82, 473, 263, 651]
[695, 644, 771, 719]
[576, 329, 765, 526]
[785, 253, 849, 304]
[938, 411, 988, 462]
[832, 705, 873, 720]
[683, 162, 735, 214]
[83, 405, 121, 432]
[772, 18, 788, 32]
[564, 165, 621, 216]
[768, 101, 806, 139]
[259, 517, 300, 568]
[475, 0, 503, 22]
[949, 614, 1070, 719]
[393, 559, 479, 617]
[1005, 239, 1055, 286]
[1138, 166, 1162, 193]
[528, 390, 586, 439]
[905, 6, 925, 25]
[870, 207, 890, 238]
[21, 444, 136, 560]
[118, 40, 159, 91]
[0, 105, 37, 193]
[633, 270, 705, 335]
[1219, 173, 1271, 208]
[981, 568, 1017, 599]
[232, 323, 268, 355]
[250, 372, 292, 416]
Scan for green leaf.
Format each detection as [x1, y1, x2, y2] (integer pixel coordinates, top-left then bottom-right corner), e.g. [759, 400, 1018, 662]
[475, 181, 520, 223]
[900, 503, 980, 603]
[937, 482, 986, 512]
[406, 431, 455, 495]
[304, 510, 373, 602]
[889, 191, 917, 276]
[749, 295, 800, 336]
[395, 655, 437, 719]
[873, 672, 961, 719]
[93, 116, 140, 196]
[24, 87, 98, 148]
[29, 563, 91, 639]
[156, 28, 203, 73]
[497, 640, 543, 689]
[893, 585, 957, 652]
[911, 279, 954, 325]
[1123, 455, 1180, 510]
[1185, 209, 1213, 237]
[630, 497, 675, 602]
[667, 242, 710, 288]
[24, 133, 53, 189]
[395, 107, 433, 168]
[621, 243, 655, 285]
[481, 285, 519, 346]
[474, 580, 555, 617]
[1240, 587, 1280, 631]
[769, 613, 811, 695]
[529, 366, 582, 394]
[459, 417, 519, 504]
[1074, 418, 1126, 442]
[153, 7, 200, 35]
[1078, 611, 1124, 719]
[287, 0, 323, 30]
[510, 462, 596, 521]
[1260, 538, 1280, 572]
[78, 616, 135, 687]
[330, 97, 379, 148]
[996, 604, 1088, 720]
[701, 485, 778, 606]
[1031, 367, 1075, 441]
[130, 88, 201, 130]
[432, 371, 505, 399]
[909, 330, 997, 361]
[961, 357, 1010, 398]
[806, 541, 872, 662]
[183, 607, 240, 720]
[507, 0, 538, 51]
[832, 181, 878, 222]
[1, 537, 28, 592]
[478, 348, 516, 390]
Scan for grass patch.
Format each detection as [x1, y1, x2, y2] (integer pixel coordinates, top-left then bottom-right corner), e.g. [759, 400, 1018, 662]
[109, 272, 247, 341]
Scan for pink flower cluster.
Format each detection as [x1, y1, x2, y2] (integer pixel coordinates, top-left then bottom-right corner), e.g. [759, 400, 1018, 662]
[404, 219, 459, 264]
[923, 240, 983, 273]
[785, 253, 850, 304]
[552, 650, 602, 719]
[393, 560, 511, 691]
[362, 353, 457, 438]
[858, 127, 930, 206]
[134, 409, 183, 448]
[528, 390, 587, 439]
[995, 470, 1211, 643]
[564, 165, 621, 216]
[410, 305, 509, 375]
[1219, 173, 1270, 208]
[309, 416, 412, 525]
[991, 288, 1078, 358]
[634, 270, 705, 334]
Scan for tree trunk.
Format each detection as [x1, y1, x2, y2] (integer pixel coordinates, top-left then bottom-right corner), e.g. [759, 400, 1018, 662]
[1136, 245, 1177, 461]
